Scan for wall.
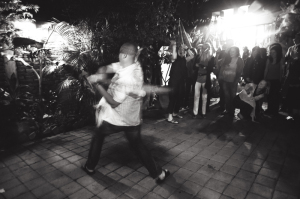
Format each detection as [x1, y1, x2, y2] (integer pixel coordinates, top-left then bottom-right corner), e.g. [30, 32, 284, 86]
[0, 54, 66, 95]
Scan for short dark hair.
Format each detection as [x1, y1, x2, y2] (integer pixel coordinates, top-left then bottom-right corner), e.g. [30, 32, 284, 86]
[268, 44, 282, 64]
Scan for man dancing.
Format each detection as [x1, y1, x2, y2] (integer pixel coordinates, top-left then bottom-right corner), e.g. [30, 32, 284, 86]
[83, 42, 169, 183]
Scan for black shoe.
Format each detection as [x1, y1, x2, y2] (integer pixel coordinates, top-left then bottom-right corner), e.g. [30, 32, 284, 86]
[82, 164, 95, 175]
[191, 113, 197, 118]
[201, 114, 206, 119]
[156, 169, 170, 184]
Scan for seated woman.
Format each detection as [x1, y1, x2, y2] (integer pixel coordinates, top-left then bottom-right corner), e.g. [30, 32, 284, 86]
[233, 80, 268, 122]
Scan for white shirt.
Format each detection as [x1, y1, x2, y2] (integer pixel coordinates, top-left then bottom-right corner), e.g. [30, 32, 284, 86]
[96, 62, 145, 126]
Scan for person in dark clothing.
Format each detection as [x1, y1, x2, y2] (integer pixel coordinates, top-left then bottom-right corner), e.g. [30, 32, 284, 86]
[243, 46, 266, 84]
[264, 44, 284, 116]
[167, 46, 187, 123]
[183, 48, 197, 109]
[215, 44, 230, 112]
[242, 46, 250, 62]
[260, 48, 268, 66]
[285, 32, 300, 120]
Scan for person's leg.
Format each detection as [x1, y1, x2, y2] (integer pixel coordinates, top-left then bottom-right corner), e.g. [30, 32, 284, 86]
[184, 78, 192, 108]
[173, 83, 181, 114]
[177, 80, 185, 110]
[228, 82, 238, 116]
[273, 80, 281, 114]
[167, 85, 175, 121]
[255, 99, 263, 119]
[233, 95, 252, 119]
[193, 82, 201, 115]
[218, 80, 225, 111]
[233, 95, 242, 109]
[201, 83, 208, 115]
[206, 88, 211, 113]
[222, 82, 231, 113]
[85, 121, 116, 170]
[267, 80, 277, 114]
[239, 101, 253, 119]
[124, 125, 163, 179]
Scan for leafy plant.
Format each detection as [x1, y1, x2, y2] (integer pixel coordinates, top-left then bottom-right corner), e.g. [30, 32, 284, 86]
[0, 73, 33, 122]
[0, 0, 39, 49]
[41, 21, 98, 126]
[0, 73, 39, 144]
[275, 0, 300, 43]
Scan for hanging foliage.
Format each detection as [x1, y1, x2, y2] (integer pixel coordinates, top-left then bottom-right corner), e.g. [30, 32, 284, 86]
[275, 0, 300, 42]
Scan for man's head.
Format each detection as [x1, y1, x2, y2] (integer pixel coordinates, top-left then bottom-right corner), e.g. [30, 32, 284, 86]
[119, 42, 138, 65]
[293, 32, 300, 45]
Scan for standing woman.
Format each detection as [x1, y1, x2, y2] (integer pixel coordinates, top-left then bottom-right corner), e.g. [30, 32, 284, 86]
[264, 44, 284, 116]
[193, 43, 213, 118]
[243, 46, 265, 84]
[167, 46, 187, 123]
[219, 46, 244, 117]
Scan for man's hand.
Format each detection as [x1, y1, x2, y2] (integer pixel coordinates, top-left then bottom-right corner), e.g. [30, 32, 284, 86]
[87, 74, 108, 84]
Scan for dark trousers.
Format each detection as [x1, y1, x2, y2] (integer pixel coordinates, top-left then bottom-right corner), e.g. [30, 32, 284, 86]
[218, 80, 225, 110]
[184, 78, 194, 107]
[167, 81, 183, 114]
[267, 79, 280, 114]
[233, 95, 253, 119]
[222, 81, 238, 116]
[86, 121, 162, 179]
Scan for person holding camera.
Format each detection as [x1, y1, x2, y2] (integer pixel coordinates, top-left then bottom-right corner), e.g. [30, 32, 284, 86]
[192, 43, 214, 118]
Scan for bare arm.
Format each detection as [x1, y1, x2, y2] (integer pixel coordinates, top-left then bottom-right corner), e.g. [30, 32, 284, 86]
[170, 43, 177, 62]
[254, 93, 264, 101]
[88, 63, 117, 84]
[96, 64, 115, 74]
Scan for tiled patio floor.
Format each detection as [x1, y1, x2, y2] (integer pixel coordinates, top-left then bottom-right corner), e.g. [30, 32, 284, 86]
[1, 109, 300, 199]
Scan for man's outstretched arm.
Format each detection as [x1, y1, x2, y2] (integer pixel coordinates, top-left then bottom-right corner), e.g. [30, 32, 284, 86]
[87, 64, 116, 84]
[96, 64, 116, 74]
[95, 84, 120, 108]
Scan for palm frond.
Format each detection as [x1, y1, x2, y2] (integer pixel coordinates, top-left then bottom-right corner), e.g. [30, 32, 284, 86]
[57, 78, 79, 93]
[49, 21, 92, 52]
[42, 64, 62, 75]
[49, 22, 77, 47]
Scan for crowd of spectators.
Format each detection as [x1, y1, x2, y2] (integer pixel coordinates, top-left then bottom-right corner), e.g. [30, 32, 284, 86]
[166, 32, 300, 123]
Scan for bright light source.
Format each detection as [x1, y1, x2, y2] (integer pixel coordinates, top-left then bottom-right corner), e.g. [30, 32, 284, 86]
[210, 6, 276, 50]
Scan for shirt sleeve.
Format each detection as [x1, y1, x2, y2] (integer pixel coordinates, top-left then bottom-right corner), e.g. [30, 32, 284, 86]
[107, 62, 121, 73]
